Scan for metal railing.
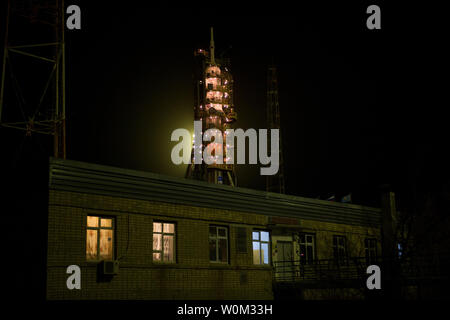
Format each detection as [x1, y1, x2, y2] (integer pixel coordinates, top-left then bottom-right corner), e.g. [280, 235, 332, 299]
[274, 257, 372, 282]
[273, 255, 450, 282]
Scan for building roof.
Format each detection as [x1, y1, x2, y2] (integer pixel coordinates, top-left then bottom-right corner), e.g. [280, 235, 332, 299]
[49, 157, 381, 227]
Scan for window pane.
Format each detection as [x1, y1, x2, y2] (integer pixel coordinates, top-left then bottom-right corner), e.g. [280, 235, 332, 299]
[100, 229, 113, 260]
[307, 246, 313, 263]
[218, 238, 228, 262]
[163, 223, 174, 234]
[218, 227, 226, 237]
[261, 231, 269, 242]
[153, 233, 162, 251]
[209, 226, 216, 237]
[300, 244, 306, 257]
[209, 239, 217, 261]
[333, 236, 337, 246]
[252, 231, 259, 240]
[261, 243, 269, 264]
[101, 218, 112, 228]
[86, 229, 98, 260]
[300, 234, 305, 243]
[153, 222, 162, 233]
[87, 216, 98, 228]
[163, 235, 174, 262]
[306, 235, 312, 243]
[153, 252, 161, 261]
[253, 241, 260, 264]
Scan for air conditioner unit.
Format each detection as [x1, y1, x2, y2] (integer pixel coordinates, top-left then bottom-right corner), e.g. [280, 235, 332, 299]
[102, 260, 119, 275]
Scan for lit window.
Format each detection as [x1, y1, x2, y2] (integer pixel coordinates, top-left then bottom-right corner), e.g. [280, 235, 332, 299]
[253, 230, 270, 265]
[398, 243, 403, 258]
[209, 226, 228, 263]
[153, 222, 175, 263]
[333, 235, 347, 264]
[86, 216, 114, 261]
[206, 66, 221, 76]
[299, 233, 315, 264]
[206, 77, 221, 90]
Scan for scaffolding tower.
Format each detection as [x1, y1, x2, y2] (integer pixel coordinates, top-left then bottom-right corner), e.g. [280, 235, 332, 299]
[0, 0, 66, 159]
[266, 65, 285, 193]
[186, 27, 237, 186]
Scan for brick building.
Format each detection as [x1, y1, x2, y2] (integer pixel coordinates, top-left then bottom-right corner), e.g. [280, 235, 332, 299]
[46, 157, 382, 300]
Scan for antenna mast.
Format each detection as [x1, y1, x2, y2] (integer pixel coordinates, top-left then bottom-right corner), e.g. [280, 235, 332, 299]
[266, 64, 285, 193]
[0, 0, 67, 159]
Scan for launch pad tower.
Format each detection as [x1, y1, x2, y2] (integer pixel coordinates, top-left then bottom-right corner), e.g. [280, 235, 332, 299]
[186, 28, 237, 186]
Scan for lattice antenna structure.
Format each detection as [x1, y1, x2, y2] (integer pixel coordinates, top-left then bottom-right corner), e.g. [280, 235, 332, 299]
[0, 0, 67, 158]
[266, 65, 285, 193]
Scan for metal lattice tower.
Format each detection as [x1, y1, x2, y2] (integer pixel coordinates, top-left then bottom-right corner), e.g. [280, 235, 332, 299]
[0, 0, 66, 159]
[266, 65, 285, 193]
[186, 27, 237, 186]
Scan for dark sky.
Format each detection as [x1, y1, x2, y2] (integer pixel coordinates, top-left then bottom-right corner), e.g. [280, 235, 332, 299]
[1, 2, 449, 208]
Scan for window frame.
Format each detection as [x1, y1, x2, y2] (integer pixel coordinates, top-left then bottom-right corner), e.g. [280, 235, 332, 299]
[299, 233, 316, 264]
[365, 238, 378, 264]
[209, 225, 229, 264]
[332, 235, 347, 264]
[86, 215, 115, 261]
[252, 230, 271, 265]
[152, 221, 176, 263]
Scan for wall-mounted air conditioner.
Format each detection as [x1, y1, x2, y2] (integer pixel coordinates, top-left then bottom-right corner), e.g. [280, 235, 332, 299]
[101, 260, 119, 275]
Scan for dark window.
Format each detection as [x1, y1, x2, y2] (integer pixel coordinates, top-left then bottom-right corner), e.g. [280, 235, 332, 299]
[235, 227, 247, 254]
[299, 233, 315, 264]
[365, 238, 377, 264]
[209, 226, 228, 263]
[333, 235, 347, 264]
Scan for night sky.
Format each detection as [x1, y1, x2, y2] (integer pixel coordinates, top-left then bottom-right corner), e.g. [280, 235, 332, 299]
[1, 2, 449, 210]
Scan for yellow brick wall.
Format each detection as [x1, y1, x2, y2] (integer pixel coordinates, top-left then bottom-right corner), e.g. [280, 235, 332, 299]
[302, 219, 381, 259]
[47, 190, 273, 300]
[47, 189, 380, 300]
[271, 219, 381, 262]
